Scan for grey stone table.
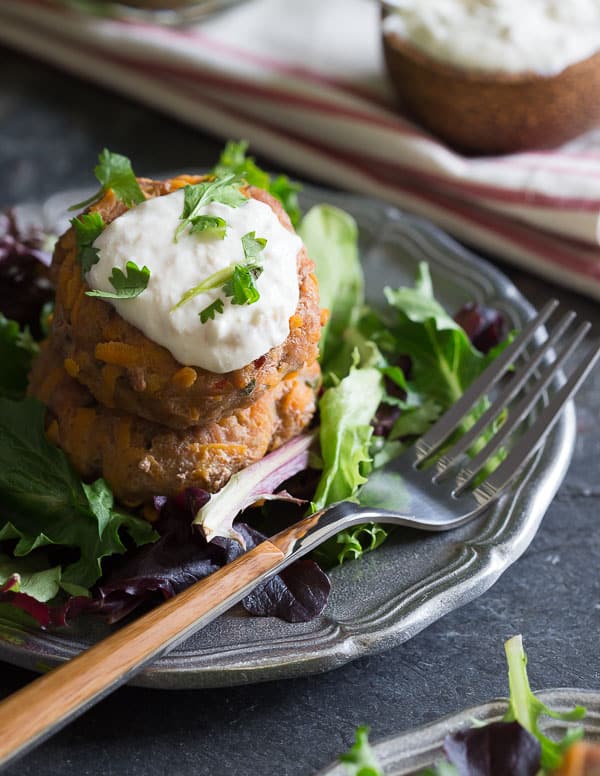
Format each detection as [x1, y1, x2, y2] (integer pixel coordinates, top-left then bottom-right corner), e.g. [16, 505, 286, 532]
[0, 46, 598, 776]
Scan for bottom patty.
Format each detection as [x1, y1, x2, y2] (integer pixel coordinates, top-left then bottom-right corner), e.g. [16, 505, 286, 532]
[29, 341, 320, 506]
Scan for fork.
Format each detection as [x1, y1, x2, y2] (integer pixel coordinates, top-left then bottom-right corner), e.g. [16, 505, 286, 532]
[0, 299, 598, 769]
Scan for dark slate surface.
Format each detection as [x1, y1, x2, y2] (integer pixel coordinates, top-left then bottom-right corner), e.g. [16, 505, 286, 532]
[0, 46, 599, 776]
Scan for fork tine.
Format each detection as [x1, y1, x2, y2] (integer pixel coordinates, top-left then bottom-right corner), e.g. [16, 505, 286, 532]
[413, 299, 558, 463]
[472, 340, 600, 504]
[433, 309, 577, 479]
[453, 320, 591, 493]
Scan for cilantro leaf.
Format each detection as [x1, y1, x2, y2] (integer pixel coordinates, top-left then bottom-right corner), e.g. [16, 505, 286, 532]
[86, 260, 150, 300]
[212, 140, 302, 226]
[189, 215, 227, 239]
[339, 726, 384, 776]
[173, 230, 266, 313]
[0, 397, 158, 594]
[213, 140, 271, 190]
[71, 211, 104, 273]
[199, 298, 224, 323]
[69, 148, 144, 210]
[223, 263, 262, 306]
[170, 264, 237, 312]
[241, 230, 267, 260]
[0, 314, 39, 401]
[175, 174, 246, 241]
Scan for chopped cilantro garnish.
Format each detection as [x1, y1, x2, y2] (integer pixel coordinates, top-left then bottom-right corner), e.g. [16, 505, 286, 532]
[174, 174, 246, 242]
[241, 230, 267, 261]
[213, 140, 271, 190]
[212, 140, 302, 227]
[170, 264, 238, 313]
[86, 260, 150, 300]
[188, 215, 227, 239]
[172, 230, 267, 320]
[199, 298, 225, 323]
[69, 149, 145, 211]
[223, 263, 262, 306]
[71, 212, 105, 273]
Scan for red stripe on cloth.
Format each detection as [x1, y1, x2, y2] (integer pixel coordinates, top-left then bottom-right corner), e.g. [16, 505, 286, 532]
[11, 8, 600, 285]
[119, 55, 427, 136]
[123, 60, 600, 211]
[79, 42, 600, 208]
[114, 16, 395, 108]
[360, 154, 600, 211]
[186, 87, 600, 281]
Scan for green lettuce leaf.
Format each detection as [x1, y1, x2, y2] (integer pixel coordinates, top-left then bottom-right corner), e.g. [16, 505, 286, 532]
[298, 204, 364, 372]
[382, 263, 486, 409]
[0, 314, 38, 400]
[0, 397, 158, 594]
[339, 726, 384, 776]
[0, 554, 62, 602]
[503, 634, 586, 772]
[312, 362, 384, 511]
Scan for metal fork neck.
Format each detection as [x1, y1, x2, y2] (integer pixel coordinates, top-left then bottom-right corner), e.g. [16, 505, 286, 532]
[269, 502, 412, 561]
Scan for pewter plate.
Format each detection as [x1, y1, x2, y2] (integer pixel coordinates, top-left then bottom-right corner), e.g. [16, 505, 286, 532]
[0, 183, 576, 688]
[318, 689, 600, 775]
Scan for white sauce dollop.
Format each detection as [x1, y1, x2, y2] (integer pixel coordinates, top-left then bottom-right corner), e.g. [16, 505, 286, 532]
[383, 0, 600, 75]
[87, 190, 301, 373]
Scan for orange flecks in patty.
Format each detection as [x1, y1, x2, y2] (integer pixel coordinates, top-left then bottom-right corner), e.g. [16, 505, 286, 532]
[171, 366, 198, 389]
[63, 358, 80, 378]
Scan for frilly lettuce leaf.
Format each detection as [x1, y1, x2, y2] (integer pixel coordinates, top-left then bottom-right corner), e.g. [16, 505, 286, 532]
[0, 397, 158, 594]
[312, 361, 384, 511]
[503, 634, 586, 771]
[339, 726, 384, 776]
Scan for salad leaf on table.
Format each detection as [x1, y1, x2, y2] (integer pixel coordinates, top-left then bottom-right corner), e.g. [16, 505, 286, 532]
[503, 634, 585, 771]
[338, 636, 588, 776]
[339, 726, 385, 776]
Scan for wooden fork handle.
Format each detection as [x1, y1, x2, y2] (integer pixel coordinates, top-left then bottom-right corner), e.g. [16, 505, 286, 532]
[0, 539, 286, 769]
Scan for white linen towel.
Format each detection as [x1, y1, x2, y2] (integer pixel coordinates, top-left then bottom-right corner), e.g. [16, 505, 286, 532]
[2, 0, 600, 298]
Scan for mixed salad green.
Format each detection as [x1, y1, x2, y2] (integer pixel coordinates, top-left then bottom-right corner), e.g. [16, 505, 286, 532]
[0, 142, 508, 628]
[337, 635, 588, 776]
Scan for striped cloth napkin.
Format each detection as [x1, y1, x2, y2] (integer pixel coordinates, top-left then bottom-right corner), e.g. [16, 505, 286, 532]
[2, 0, 600, 299]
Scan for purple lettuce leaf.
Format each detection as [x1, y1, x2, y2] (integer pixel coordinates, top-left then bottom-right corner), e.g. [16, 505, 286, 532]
[193, 433, 313, 543]
[454, 302, 507, 354]
[0, 574, 57, 628]
[71, 488, 330, 625]
[443, 721, 541, 776]
[0, 209, 54, 329]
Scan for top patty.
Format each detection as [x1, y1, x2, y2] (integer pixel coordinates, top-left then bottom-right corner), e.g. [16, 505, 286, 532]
[50, 176, 323, 429]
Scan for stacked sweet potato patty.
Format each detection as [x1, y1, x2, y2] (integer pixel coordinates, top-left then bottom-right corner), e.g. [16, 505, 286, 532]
[28, 176, 323, 506]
